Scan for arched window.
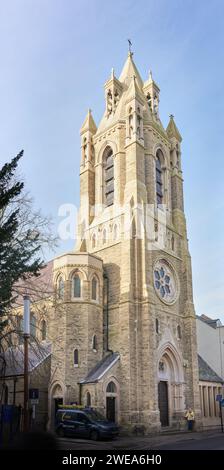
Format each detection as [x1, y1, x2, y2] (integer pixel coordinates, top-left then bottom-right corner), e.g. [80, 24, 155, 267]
[103, 146, 114, 207]
[177, 325, 181, 339]
[103, 229, 107, 245]
[154, 94, 159, 117]
[113, 224, 118, 241]
[171, 234, 175, 251]
[137, 124, 140, 139]
[106, 381, 117, 393]
[129, 107, 133, 137]
[92, 276, 98, 301]
[91, 142, 95, 163]
[156, 151, 163, 205]
[107, 90, 112, 116]
[73, 274, 81, 298]
[83, 137, 87, 164]
[156, 318, 159, 334]
[30, 314, 36, 339]
[147, 93, 152, 109]
[92, 334, 97, 351]
[176, 144, 180, 169]
[41, 320, 47, 341]
[86, 392, 91, 407]
[114, 89, 119, 107]
[92, 233, 96, 249]
[58, 276, 64, 300]
[74, 349, 79, 367]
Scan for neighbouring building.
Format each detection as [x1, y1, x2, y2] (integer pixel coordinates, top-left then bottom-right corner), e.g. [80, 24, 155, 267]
[0, 342, 51, 430]
[197, 315, 224, 427]
[197, 315, 224, 380]
[198, 354, 223, 428]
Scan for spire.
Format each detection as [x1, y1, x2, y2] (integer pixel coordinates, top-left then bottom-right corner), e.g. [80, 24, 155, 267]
[80, 109, 97, 135]
[125, 75, 144, 103]
[119, 52, 143, 89]
[166, 114, 182, 142]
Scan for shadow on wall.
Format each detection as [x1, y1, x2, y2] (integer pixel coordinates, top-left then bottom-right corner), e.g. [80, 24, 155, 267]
[104, 263, 120, 305]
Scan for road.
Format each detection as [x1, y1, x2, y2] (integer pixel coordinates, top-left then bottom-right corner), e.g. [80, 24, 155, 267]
[58, 431, 224, 451]
[151, 434, 224, 450]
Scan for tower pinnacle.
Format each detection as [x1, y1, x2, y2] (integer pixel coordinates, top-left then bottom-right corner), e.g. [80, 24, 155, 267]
[166, 114, 182, 142]
[80, 109, 97, 135]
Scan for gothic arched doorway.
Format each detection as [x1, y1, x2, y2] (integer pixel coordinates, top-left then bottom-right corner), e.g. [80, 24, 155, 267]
[49, 383, 64, 428]
[106, 381, 118, 423]
[157, 344, 184, 427]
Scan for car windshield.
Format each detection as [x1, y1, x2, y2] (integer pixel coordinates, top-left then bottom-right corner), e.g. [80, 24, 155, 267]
[84, 409, 106, 422]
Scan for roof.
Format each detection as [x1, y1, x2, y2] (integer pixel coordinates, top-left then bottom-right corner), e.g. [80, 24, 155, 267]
[125, 75, 145, 104]
[166, 115, 182, 142]
[0, 341, 51, 377]
[80, 109, 97, 135]
[13, 260, 54, 307]
[119, 52, 143, 89]
[198, 354, 223, 383]
[197, 314, 222, 329]
[96, 52, 166, 137]
[79, 352, 120, 384]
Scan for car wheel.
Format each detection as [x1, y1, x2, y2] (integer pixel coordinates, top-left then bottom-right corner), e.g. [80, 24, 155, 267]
[90, 430, 99, 441]
[58, 427, 65, 438]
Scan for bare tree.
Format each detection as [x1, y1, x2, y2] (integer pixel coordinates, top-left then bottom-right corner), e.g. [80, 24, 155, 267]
[0, 152, 60, 393]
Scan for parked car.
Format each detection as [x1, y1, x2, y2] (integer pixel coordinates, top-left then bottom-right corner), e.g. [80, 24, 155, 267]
[55, 407, 119, 440]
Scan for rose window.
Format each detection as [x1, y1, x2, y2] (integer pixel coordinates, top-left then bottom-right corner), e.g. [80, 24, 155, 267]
[154, 260, 177, 303]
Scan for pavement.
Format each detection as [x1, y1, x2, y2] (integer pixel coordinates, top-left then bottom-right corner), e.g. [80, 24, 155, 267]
[58, 429, 224, 450]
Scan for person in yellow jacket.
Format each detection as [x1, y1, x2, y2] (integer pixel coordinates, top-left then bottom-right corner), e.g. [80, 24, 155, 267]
[185, 408, 195, 431]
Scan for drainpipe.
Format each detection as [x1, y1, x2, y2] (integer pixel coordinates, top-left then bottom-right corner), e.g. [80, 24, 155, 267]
[78, 383, 82, 406]
[103, 273, 113, 354]
[13, 378, 17, 405]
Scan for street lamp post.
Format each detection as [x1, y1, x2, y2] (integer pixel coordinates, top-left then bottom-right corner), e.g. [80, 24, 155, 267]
[23, 295, 30, 432]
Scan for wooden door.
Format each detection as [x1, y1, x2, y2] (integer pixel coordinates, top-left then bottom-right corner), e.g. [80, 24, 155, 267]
[158, 381, 169, 427]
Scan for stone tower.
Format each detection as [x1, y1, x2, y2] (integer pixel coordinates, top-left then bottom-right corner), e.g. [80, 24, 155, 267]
[49, 52, 201, 432]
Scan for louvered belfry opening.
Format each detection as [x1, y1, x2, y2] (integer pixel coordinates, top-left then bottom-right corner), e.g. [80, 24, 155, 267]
[104, 146, 114, 207]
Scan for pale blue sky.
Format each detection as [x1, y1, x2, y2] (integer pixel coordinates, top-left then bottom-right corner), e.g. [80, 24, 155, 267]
[1, 0, 224, 321]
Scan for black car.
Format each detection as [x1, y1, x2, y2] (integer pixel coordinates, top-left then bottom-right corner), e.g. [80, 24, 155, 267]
[55, 407, 119, 440]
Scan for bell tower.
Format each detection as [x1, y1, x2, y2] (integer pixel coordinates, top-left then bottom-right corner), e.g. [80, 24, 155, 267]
[78, 109, 97, 249]
[143, 70, 160, 120]
[73, 52, 201, 432]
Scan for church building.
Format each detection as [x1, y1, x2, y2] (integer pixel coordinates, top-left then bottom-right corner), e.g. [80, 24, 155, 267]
[49, 52, 201, 432]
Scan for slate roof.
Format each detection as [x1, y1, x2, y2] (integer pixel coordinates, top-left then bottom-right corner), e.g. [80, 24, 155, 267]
[196, 314, 221, 329]
[13, 260, 54, 306]
[80, 352, 120, 384]
[0, 341, 51, 377]
[198, 354, 223, 383]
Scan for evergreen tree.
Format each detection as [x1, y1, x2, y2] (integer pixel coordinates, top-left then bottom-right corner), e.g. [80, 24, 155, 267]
[0, 151, 44, 332]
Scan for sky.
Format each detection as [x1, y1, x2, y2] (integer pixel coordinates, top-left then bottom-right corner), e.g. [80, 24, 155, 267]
[0, 0, 224, 321]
